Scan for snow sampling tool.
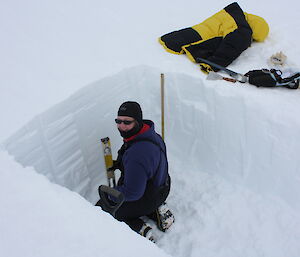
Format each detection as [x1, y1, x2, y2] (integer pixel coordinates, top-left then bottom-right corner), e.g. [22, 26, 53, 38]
[101, 137, 116, 187]
[196, 57, 248, 83]
[207, 71, 237, 83]
[97, 137, 125, 216]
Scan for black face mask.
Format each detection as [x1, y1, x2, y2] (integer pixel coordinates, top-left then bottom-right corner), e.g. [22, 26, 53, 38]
[118, 122, 142, 139]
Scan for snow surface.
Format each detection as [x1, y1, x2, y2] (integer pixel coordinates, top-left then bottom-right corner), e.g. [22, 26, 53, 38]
[1, 0, 300, 257]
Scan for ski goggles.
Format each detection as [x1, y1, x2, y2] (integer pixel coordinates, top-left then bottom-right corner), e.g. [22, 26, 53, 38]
[115, 119, 135, 125]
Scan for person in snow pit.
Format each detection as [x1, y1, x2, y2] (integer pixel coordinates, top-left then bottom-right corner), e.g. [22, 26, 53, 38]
[96, 101, 174, 242]
[159, 2, 269, 73]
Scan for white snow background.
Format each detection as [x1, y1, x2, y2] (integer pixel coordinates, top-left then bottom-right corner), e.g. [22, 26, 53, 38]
[1, 0, 300, 257]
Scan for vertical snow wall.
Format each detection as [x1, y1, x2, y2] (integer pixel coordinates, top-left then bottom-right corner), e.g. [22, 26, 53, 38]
[3, 66, 300, 210]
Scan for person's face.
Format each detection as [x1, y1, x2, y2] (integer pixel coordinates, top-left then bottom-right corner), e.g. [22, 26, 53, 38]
[115, 116, 136, 132]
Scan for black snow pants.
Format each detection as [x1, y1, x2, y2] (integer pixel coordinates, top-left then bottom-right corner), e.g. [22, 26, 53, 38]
[96, 175, 170, 233]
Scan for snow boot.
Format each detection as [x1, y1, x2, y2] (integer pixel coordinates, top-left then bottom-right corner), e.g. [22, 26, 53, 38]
[139, 223, 155, 242]
[156, 202, 175, 232]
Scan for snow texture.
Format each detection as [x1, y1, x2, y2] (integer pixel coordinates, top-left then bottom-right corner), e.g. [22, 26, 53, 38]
[1, 0, 300, 257]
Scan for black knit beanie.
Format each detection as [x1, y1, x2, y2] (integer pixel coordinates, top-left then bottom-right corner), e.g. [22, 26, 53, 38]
[117, 101, 143, 124]
[117, 101, 143, 139]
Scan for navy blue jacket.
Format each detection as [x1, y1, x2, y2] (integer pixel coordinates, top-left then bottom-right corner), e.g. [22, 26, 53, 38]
[115, 120, 168, 201]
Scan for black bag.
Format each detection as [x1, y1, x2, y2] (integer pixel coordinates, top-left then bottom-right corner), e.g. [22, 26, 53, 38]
[245, 69, 278, 87]
[245, 69, 300, 89]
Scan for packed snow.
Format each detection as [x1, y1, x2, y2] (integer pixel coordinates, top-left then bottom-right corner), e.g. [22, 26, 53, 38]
[1, 1, 300, 257]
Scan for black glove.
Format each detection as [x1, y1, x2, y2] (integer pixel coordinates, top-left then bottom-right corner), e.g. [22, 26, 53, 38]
[107, 160, 121, 171]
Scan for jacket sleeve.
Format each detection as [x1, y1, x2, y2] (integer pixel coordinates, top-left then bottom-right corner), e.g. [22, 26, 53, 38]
[192, 2, 253, 69]
[206, 26, 252, 68]
[205, 2, 253, 68]
[159, 27, 202, 54]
